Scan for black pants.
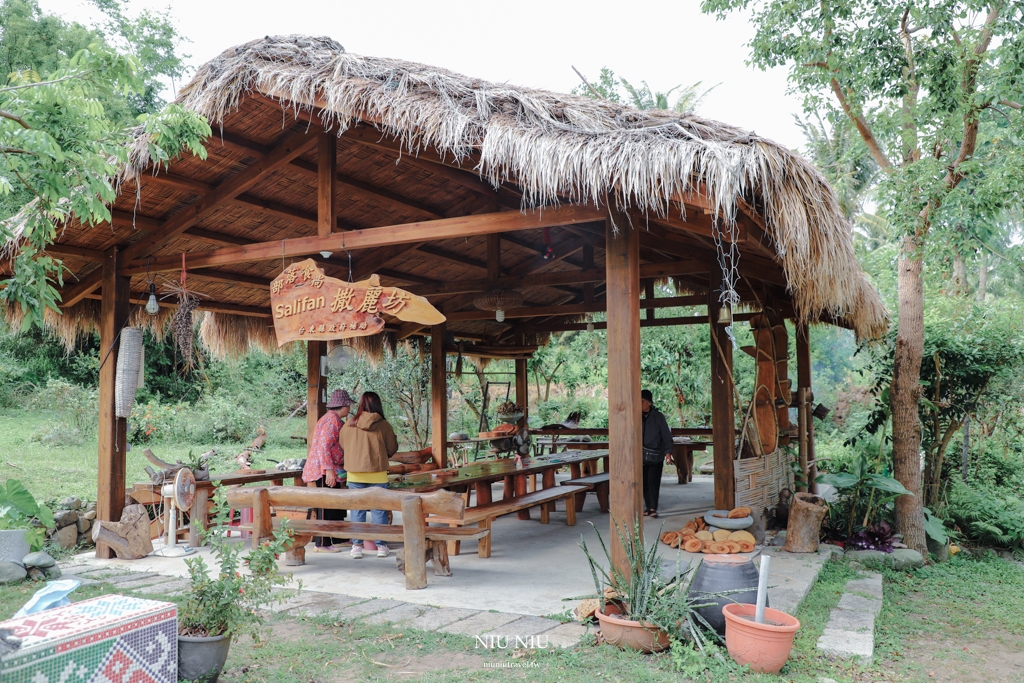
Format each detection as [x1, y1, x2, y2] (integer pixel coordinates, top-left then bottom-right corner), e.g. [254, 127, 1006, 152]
[312, 475, 346, 547]
[643, 462, 663, 512]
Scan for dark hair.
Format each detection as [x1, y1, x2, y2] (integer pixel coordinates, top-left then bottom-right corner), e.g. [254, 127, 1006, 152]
[347, 391, 386, 425]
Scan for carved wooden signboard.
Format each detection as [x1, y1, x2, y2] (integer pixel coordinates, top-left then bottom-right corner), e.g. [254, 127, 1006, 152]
[270, 259, 445, 346]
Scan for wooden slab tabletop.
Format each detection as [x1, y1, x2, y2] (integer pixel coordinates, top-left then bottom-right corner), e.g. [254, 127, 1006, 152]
[133, 468, 304, 491]
[391, 449, 608, 492]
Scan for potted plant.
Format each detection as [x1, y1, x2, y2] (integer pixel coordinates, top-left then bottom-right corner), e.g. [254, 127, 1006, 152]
[0, 480, 55, 562]
[177, 488, 295, 683]
[579, 520, 722, 654]
[721, 603, 800, 674]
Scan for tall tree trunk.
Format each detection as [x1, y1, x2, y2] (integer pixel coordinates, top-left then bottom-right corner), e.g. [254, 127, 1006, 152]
[891, 237, 928, 555]
[976, 252, 988, 302]
[952, 255, 966, 294]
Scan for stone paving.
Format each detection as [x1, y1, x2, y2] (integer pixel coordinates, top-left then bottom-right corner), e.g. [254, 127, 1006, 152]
[816, 571, 883, 663]
[55, 536, 839, 653]
[57, 562, 592, 648]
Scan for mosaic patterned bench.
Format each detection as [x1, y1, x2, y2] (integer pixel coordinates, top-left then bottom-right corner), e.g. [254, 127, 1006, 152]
[0, 594, 177, 683]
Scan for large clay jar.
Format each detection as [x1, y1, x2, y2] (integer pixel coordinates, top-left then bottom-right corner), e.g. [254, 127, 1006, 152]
[687, 555, 765, 636]
[722, 603, 800, 674]
[594, 604, 670, 653]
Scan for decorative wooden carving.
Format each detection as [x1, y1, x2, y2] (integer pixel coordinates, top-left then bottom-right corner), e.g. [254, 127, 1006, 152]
[270, 259, 444, 346]
[91, 504, 154, 559]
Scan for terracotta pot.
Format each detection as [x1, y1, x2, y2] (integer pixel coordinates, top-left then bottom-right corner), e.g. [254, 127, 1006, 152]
[688, 554, 763, 636]
[594, 605, 669, 653]
[721, 603, 800, 674]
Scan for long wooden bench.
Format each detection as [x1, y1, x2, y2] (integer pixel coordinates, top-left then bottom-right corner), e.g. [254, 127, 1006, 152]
[225, 486, 488, 590]
[429, 485, 587, 558]
[561, 472, 610, 513]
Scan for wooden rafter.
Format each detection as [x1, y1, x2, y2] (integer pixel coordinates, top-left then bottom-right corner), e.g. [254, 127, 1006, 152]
[120, 205, 604, 275]
[444, 295, 705, 322]
[61, 128, 320, 307]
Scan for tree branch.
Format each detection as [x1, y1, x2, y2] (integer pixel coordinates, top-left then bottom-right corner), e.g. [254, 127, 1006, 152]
[999, 99, 1022, 110]
[829, 78, 893, 169]
[0, 110, 31, 129]
[943, 1, 1004, 189]
[0, 72, 86, 94]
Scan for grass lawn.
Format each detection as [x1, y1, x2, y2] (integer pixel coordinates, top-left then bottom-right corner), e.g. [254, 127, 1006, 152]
[0, 408, 309, 502]
[5, 407, 1024, 681]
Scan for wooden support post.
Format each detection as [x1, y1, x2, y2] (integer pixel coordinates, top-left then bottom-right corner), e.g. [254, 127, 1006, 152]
[583, 243, 595, 304]
[96, 247, 130, 559]
[796, 322, 817, 493]
[401, 495, 428, 590]
[644, 280, 656, 321]
[515, 330, 529, 429]
[708, 259, 736, 510]
[317, 132, 337, 238]
[431, 323, 448, 468]
[605, 203, 643, 575]
[307, 341, 327, 447]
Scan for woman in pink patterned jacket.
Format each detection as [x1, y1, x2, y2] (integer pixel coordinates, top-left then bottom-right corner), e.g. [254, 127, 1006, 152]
[302, 389, 354, 552]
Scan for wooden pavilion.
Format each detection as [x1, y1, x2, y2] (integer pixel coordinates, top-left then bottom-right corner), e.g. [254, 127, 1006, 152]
[3, 36, 887, 571]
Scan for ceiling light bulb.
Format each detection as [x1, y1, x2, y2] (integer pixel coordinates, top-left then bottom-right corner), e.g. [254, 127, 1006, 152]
[319, 251, 333, 259]
[145, 283, 160, 316]
[495, 309, 505, 323]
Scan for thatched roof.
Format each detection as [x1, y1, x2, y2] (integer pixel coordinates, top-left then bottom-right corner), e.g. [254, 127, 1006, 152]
[5, 34, 887, 356]
[129, 35, 887, 339]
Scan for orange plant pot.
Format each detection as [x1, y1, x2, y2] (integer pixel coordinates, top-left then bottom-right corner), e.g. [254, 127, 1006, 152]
[721, 603, 800, 674]
[594, 605, 670, 653]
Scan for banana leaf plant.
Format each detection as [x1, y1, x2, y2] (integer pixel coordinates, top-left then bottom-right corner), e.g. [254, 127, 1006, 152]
[0, 480, 55, 551]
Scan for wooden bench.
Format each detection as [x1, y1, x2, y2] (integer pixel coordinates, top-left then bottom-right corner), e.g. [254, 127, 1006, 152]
[561, 472, 609, 513]
[225, 486, 488, 590]
[429, 485, 587, 558]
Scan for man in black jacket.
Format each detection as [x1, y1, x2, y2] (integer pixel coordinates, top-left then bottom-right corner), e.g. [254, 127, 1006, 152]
[641, 389, 673, 517]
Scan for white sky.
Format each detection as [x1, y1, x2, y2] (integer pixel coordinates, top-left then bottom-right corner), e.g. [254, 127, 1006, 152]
[42, 0, 808, 150]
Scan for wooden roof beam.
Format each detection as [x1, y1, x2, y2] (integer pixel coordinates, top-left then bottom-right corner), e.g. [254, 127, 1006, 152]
[61, 128, 320, 307]
[120, 205, 603, 276]
[524, 312, 757, 334]
[444, 295, 705, 322]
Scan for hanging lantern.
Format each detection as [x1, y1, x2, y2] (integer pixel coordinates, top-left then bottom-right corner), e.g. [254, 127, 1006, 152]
[145, 282, 160, 316]
[586, 315, 595, 333]
[473, 289, 523, 322]
[717, 303, 733, 325]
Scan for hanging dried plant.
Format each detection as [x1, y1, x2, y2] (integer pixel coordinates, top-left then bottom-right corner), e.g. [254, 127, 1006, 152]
[171, 293, 200, 368]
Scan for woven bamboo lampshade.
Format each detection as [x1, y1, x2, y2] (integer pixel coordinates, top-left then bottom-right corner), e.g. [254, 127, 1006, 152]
[473, 289, 523, 322]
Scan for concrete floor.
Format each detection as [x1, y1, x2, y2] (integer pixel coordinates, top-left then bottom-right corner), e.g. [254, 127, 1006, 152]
[74, 474, 720, 616]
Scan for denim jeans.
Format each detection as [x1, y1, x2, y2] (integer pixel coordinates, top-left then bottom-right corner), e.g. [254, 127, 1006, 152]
[347, 481, 389, 546]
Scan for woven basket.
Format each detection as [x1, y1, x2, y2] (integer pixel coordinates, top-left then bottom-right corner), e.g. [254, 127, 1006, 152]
[115, 327, 143, 419]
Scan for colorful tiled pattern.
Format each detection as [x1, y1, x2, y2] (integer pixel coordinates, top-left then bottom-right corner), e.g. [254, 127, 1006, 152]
[0, 594, 177, 683]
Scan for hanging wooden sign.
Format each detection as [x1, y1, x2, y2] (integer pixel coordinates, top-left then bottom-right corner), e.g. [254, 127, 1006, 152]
[270, 259, 445, 346]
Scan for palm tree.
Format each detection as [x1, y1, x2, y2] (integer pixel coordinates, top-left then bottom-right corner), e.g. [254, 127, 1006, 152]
[572, 67, 715, 114]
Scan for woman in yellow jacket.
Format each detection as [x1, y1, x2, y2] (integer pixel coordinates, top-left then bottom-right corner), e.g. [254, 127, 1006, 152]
[339, 391, 399, 558]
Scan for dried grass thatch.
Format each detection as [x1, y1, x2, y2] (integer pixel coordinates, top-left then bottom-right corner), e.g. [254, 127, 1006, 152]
[199, 312, 282, 360]
[117, 34, 887, 340]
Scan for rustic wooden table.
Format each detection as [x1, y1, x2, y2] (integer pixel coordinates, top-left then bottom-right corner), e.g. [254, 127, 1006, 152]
[671, 441, 710, 484]
[391, 450, 609, 520]
[132, 468, 304, 546]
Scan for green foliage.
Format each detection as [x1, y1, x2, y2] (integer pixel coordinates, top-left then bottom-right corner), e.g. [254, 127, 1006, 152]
[0, 479, 54, 550]
[572, 66, 714, 113]
[946, 480, 1024, 552]
[578, 520, 722, 653]
[179, 487, 295, 641]
[0, 17, 210, 326]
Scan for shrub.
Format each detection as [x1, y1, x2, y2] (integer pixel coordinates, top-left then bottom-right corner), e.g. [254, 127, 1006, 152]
[30, 423, 85, 447]
[26, 378, 97, 431]
[128, 400, 185, 444]
[945, 480, 1024, 551]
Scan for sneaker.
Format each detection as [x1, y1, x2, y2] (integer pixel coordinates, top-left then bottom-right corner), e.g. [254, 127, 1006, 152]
[350, 544, 363, 559]
[376, 544, 390, 558]
[315, 545, 341, 553]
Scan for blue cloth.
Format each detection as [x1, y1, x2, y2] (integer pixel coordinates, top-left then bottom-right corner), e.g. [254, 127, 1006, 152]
[347, 481, 390, 545]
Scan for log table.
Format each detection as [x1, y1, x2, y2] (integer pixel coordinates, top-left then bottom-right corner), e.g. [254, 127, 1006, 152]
[671, 441, 710, 484]
[391, 450, 609, 520]
[130, 468, 304, 546]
